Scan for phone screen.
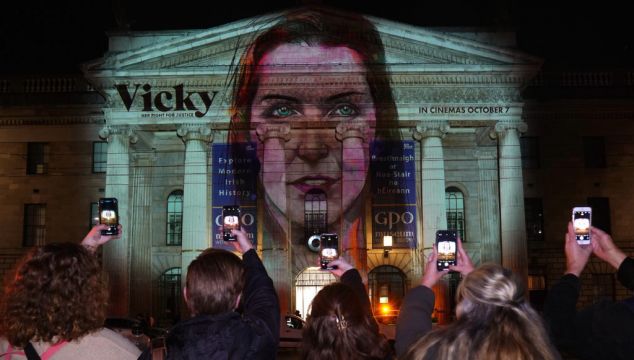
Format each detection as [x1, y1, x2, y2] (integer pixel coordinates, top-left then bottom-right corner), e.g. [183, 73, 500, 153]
[223, 206, 240, 241]
[98, 198, 119, 235]
[573, 208, 592, 244]
[436, 230, 457, 271]
[320, 233, 339, 270]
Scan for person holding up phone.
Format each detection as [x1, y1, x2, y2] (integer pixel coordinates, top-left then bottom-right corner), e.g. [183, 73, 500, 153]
[139, 227, 279, 360]
[394, 236, 472, 358]
[544, 223, 634, 360]
[0, 225, 140, 360]
[302, 256, 393, 360]
[395, 237, 559, 360]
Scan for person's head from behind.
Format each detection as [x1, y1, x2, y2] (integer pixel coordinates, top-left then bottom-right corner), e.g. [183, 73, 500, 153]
[230, 6, 399, 228]
[302, 282, 390, 360]
[455, 263, 528, 320]
[0, 243, 108, 348]
[184, 249, 245, 316]
[405, 263, 558, 360]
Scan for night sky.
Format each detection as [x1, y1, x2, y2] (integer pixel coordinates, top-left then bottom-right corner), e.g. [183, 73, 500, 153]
[1, 0, 632, 74]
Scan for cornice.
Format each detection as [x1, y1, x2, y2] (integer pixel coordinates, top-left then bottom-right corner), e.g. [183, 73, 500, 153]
[392, 87, 521, 103]
[0, 115, 104, 127]
[382, 34, 497, 65]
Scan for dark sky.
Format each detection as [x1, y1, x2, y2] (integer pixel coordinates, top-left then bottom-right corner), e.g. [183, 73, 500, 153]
[1, 0, 631, 74]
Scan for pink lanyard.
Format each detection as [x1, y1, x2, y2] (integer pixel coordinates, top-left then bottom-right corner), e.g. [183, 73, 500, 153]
[3, 341, 68, 360]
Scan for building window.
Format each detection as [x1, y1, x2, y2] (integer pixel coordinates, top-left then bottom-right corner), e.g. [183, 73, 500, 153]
[92, 142, 107, 173]
[368, 265, 406, 324]
[295, 267, 336, 322]
[166, 190, 183, 246]
[520, 136, 540, 169]
[445, 187, 465, 241]
[89, 202, 99, 229]
[26, 142, 49, 175]
[23, 204, 46, 247]
[304, 189, 327, 246]
[158, 267, 182, 326]
[525, 198, 544, 242]
[587, 197, 611, 234]
[583, 136, 606, 168]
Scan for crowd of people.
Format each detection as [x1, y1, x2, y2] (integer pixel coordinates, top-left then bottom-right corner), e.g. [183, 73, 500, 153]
[1, 221, 631, 360]
[1, 5, 632, 360]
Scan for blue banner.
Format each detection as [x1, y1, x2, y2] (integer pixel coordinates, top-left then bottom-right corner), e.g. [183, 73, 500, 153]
[211, 143, 258, 248]
[370, 140, 417, 248]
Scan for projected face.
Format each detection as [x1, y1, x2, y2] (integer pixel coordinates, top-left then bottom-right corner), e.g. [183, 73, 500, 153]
[251, 44, 376, 227]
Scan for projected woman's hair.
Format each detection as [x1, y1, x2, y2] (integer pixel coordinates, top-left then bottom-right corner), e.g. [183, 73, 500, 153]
[228, 6, 402, 265]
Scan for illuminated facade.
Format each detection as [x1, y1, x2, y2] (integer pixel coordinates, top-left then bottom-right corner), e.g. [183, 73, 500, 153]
[1, 10, 632, 324]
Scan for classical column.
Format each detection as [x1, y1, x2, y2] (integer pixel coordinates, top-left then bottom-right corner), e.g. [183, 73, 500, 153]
[493, 121, 529, 281]
[177, 124, 213, 278]
[256, 122, 291, 313]
[336, 121, 368, 273]
[129, 152, 155, 316]
[412, 121, 449, 322]
[412, 121, 449, 250]
[98, 125, 137, 316]
[475, 150, 501, 264]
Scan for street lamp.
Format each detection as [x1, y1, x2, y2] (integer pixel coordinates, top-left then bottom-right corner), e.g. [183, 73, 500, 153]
[383, 235, 393, 258]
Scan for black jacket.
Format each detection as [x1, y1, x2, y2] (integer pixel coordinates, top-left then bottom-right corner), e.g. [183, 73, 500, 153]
[544, 257, 634, 360]
[140, 249, 279, 360]
[394, 285, 434, 358]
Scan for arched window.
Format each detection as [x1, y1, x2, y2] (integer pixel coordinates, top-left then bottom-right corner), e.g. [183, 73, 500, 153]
[368, 265, 406, 324]
[295, 267, 336, 320]
[304, 189, 327, 244]
[445, 187, 465, 241]
[166, 190, 183, 246]
[158, 267, 181, 326]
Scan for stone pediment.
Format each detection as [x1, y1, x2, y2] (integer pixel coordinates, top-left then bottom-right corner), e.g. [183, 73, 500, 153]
[83, 10, 541, 78]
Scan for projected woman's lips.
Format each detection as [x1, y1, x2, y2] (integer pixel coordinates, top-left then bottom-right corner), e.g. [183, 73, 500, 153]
[290, 176, 338, 193]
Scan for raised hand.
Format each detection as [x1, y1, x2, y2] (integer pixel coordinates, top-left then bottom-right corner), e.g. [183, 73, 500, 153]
[81, 224, 122, 254]
[449, 237, 474, 276]
[564, 222, 593, 276]
[591, 226, 626, 270]
[325, 257, 354, 278]
[421, 245, 445, 289]
[229, 227, 254, 254]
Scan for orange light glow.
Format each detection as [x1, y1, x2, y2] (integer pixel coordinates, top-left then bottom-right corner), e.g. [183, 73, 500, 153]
[380, 304, 391, 314]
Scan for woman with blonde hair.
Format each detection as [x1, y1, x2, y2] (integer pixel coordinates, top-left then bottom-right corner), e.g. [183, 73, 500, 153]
[396, 240, 560, 360]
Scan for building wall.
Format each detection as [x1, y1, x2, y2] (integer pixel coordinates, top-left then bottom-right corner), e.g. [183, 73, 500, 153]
[523, 98, 634, 306]
[2, 70, 633, 320]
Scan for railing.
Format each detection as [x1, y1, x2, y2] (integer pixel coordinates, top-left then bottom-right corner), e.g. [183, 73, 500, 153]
[528, 70, 634, 87]
[0, 76, 94, 93]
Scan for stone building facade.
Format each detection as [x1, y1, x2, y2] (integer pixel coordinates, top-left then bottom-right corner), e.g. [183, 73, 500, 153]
[1, 11, 632, 324]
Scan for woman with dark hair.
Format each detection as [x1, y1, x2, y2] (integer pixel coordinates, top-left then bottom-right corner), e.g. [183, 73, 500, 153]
[0, 225, 140, 360]
[302, 258, 393, 360]
[396, 240, 560, 360]
[228, 5, 403, 269]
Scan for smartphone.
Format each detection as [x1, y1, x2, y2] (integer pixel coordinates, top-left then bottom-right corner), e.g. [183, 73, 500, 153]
[572, 206, 592, 245]
[98, 198, 119, 236]
[320, 233, 339, 270]
[222, 205, 240, 241]
[436, 230, 457, 271]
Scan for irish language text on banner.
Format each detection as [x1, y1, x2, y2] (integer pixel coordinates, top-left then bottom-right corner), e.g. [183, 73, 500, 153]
[370, 140, 417, 248]
[211, 142, 258, 248]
